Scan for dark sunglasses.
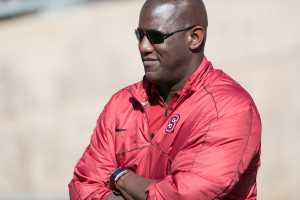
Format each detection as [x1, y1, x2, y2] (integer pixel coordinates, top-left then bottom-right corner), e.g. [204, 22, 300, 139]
[135, 26, 195, 44]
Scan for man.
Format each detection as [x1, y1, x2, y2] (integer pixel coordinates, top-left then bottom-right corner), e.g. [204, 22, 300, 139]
[69, 0, 261, 199]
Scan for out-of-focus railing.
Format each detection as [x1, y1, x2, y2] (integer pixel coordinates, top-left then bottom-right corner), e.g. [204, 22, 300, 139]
[0, 0, 103, 19]
[0, 195, 68, 200]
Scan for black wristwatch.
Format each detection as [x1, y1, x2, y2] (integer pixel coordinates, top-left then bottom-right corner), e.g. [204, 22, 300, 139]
[109, 168, 129, 193]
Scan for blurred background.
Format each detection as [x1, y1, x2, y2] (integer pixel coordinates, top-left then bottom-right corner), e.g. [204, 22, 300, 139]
[0, 0, 299, 199]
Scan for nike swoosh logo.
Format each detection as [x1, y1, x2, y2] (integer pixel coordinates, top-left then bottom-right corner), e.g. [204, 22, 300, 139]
[115, 125, 127, 132]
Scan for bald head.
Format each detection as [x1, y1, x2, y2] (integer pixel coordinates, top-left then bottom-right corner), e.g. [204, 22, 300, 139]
[140, 0, 208, 51]
[142, 0, 208, 31]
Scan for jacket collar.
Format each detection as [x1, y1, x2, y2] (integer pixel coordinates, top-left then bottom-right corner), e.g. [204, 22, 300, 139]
[130, 56, 212, 104]
[182, 56, 211, 93]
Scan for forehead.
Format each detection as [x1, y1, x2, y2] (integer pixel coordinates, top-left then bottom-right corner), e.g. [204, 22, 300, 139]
[138, 3, 179, 31]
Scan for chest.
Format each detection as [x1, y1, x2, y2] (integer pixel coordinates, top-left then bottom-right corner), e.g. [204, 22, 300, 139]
[113, 90, 215, 178]
[112, 103, 191, 179]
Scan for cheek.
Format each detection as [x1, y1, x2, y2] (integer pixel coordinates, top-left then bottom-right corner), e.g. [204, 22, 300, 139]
[163, 41, 187, 60]
[160, 51, 185, 69]
[156, 39, 188, 67]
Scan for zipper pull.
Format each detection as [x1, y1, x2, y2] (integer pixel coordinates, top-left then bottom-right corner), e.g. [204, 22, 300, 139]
[151, 133, 155, 140]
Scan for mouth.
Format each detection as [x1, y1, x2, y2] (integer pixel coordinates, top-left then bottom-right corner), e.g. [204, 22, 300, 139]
[142, 57, 159, 66]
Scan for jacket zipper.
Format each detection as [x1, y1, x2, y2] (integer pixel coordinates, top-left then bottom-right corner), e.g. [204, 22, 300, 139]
[161, 90, 194, 126]
[128, 89, 194, 140]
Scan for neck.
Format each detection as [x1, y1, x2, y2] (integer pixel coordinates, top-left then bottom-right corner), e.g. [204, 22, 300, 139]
[157, 74, 187, 106]
[157, 86, 173, 107]
[158, 54, 204, 106]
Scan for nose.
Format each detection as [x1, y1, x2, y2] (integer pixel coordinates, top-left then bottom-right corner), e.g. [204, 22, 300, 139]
[139, 35, 154, 55]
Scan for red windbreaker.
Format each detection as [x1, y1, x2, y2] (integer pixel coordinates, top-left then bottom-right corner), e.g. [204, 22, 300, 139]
[69, 56, 261, 199]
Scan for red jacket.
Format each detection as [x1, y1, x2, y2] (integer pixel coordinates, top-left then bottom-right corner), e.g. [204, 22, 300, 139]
[69, 57, 261, 200]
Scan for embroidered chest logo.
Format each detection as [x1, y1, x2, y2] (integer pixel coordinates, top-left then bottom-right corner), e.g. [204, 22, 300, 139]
[165, 114, 180, 133]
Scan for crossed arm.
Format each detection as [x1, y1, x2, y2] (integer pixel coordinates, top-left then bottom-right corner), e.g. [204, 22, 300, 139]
[69, 104, 261, 200]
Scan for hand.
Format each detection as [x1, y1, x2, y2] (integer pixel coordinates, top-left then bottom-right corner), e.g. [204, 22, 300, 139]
[107, 192, 126, 200]
[117, 172, 156, 200]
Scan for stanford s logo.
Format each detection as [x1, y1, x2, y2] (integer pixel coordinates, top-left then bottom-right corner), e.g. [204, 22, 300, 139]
[165, 114, 180, 133]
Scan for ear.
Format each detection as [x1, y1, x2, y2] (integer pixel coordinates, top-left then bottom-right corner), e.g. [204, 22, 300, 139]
[188, 26, 205, 51]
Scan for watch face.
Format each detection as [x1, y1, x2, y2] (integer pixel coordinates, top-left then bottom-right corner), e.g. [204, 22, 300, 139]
[110, 168, 124, 180]
[110, 168, 128, 193]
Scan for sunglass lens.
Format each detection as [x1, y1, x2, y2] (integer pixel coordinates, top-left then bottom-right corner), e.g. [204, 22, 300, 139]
[147, 31, 164, 44]
[135, 29, 144, 42]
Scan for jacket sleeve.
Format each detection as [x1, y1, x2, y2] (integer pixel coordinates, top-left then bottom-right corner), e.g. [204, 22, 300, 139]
[68, 101, 117, 200]
[146, 103, 261, 200]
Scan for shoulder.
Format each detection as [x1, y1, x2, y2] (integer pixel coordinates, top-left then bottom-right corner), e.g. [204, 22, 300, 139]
[203, 69, 255, 118]
[107, 80, 144, 105]
[96, 80, 144, 126]
[100, 80, 146, 121]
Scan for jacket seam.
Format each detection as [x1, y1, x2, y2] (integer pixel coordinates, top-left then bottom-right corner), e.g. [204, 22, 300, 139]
[150, 142, 170, 154]
[212, 103, 253, 199]
[203, 85, 219, 120]
[188, 123, 210, 172]
[72, 181, 82, 200]
[116, 146, 149, 156]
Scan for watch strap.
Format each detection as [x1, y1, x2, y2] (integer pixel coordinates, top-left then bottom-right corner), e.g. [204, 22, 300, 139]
[109, 168, 129, 193]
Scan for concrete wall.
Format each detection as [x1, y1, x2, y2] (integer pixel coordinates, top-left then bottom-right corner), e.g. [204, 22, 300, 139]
[0, 0, 299, 199]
